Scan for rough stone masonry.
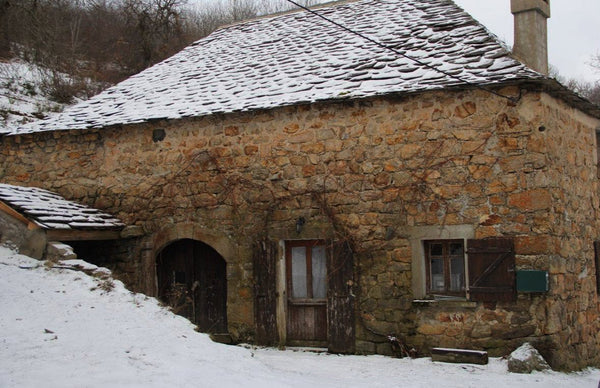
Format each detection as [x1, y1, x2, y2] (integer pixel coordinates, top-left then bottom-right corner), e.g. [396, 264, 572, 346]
[1, 86, 599, 370]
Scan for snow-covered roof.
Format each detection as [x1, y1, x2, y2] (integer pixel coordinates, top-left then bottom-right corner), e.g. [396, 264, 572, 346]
[0, 183, 124, 230]
[8, 0, 548, 135]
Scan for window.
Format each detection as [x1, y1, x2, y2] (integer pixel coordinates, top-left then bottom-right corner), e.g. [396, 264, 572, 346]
[286, 240, 327, 300]
[422, 237, 516, 301]
[424, 240, 465, 296]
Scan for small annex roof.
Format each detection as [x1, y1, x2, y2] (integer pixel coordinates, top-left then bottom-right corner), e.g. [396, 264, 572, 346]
[0, 183, 124, 233]
[4, 0, 565, 135]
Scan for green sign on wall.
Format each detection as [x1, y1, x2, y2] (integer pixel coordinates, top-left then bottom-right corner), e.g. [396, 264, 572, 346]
[516, 270, 548, 293]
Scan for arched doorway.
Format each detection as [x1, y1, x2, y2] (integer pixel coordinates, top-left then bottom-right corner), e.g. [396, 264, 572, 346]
[156, 239, 227, 333]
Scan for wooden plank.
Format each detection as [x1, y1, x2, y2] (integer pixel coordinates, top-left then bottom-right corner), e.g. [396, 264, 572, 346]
[327, 240, 355, 354]
[253, 239, 279, 346]
[46, 229, 122, 241]
[467, 238, 516, 302]
[287, 301, 327, 342]
[193, 240, 228, 334]
[431, 347, 488, 365]
[0, 201, 40, 230]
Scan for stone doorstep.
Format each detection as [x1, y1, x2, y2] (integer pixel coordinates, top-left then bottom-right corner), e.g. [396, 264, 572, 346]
[431, 347, 489, 365]
[209, 333, 234, 345]
[285, 346, 328, 353]
[237, 343, 328, 353]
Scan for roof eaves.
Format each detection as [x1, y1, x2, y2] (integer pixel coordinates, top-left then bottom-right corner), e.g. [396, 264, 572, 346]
[516, 78, 600, 119]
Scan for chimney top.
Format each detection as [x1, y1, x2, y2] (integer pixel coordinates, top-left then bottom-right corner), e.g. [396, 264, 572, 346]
[511, 0, 550, 17]
[511, 0, 551, 75]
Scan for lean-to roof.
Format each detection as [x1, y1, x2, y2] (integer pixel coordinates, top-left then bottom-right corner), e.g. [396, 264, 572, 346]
[0, 183, 124, 231]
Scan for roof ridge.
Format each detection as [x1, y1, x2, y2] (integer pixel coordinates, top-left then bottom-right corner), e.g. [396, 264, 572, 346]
[213, 0, 361, 33]
[10, 0, 577, 135]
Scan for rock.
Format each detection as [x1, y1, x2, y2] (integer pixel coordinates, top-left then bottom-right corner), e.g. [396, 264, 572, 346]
[507, 343, 551, 373]
[45, 241, 77, 261]
[119, 225, 144, 238]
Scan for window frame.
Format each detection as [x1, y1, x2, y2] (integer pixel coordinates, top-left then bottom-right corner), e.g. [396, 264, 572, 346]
[285, 239, 327, 302]
[424, 239, 466, 297]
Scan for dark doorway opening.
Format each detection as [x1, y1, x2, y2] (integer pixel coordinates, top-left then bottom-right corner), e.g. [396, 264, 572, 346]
[156, 239, 227, 333]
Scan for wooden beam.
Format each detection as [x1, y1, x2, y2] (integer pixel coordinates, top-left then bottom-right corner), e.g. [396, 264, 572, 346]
[46, 229, 122, 241]
[431, 347, 488, 365]
[0, 201, 40, 230]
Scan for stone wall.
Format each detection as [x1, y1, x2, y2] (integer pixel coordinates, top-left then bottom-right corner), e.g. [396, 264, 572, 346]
[1, 87, 599, 370]
[0, 210, 46, 259]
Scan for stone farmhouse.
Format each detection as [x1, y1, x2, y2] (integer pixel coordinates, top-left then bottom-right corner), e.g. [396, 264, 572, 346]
[1, 0, 600, 370]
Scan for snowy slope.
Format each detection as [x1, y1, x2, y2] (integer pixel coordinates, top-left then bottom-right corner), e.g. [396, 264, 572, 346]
[0, 246, 598, 388]
[0, 60, 65, 134]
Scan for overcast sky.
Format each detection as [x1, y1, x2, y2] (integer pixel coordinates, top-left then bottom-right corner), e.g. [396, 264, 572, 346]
[190, 0, 599, 83]
[453, 0, 599, 82]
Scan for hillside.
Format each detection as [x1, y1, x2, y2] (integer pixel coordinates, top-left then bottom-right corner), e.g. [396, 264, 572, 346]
[0, 246, 598, 387]
[0, 60, 64, 133]
[0, 59, 104, 134]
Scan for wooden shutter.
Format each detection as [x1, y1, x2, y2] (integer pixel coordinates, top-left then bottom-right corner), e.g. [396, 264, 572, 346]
[594, 241, 600, 294]
[253, 238, 279, 346]
[467, 238, 516, 302]
[327, 240, 355, 354]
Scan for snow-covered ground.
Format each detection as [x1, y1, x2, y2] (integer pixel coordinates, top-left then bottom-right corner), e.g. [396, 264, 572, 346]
[0, 60, 65, 133]
[0, 245, 598, 388]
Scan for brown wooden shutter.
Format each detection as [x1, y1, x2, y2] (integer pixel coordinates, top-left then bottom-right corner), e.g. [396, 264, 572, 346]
[327, 240, 355, 354]
[594, 241, 600, 294]
[253, 238, 279, 346]
[467, 238, 516, 302]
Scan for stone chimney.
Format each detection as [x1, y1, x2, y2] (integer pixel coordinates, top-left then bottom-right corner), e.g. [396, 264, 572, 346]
[511, 0, 551, 75]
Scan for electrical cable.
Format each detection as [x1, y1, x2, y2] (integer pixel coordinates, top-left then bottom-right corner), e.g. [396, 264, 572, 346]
[283, 0, 521, 103]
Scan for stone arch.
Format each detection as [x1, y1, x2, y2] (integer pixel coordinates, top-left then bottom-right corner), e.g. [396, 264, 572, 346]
[152, 222, 235, 262]
[149, 223, 235, 334]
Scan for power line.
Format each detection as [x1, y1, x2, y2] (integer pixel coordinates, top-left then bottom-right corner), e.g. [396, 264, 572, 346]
[283, 0, 520, 103]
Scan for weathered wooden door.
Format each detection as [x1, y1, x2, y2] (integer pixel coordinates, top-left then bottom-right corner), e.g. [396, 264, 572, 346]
[253, 239, 279, 346]
[467, 238, 516, 302]
[327, 240, 355, 354]
[286, 240, 328, 346]
[156, 239, 227, 333]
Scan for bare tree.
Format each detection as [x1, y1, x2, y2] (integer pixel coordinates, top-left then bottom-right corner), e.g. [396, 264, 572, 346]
[590, 53, 600, 74]
[0, 0, 330, 102]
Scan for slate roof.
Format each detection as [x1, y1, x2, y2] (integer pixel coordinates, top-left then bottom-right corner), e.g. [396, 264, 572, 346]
[0, 183, 124, 230]
[5, 0, 554, 135]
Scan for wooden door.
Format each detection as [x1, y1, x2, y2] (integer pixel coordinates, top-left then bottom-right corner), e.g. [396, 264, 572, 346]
[286, 240, 327, 346]
[156, 239, 227, 333]
[192, 241, 227, 333]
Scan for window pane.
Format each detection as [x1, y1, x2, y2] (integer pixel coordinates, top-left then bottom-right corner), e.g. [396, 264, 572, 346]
[430, 258, 444, 291]
[291, 247, 307, 298]
[312, 245, 327, 299]
[450, 242, 464, 256]
[430, 243, 443, 256]
[450, 257, 465, 291]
